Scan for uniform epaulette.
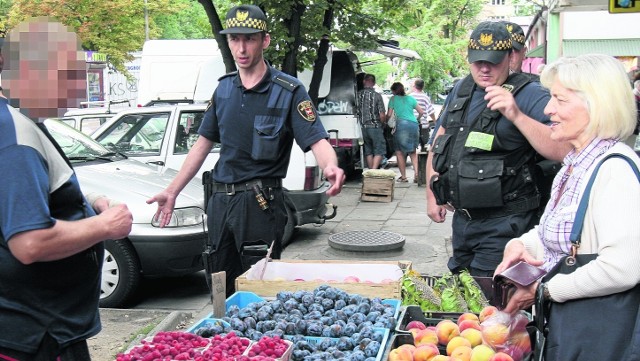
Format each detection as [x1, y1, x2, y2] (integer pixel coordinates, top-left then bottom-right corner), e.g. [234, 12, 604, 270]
[218, 71, 238, 81]
[272, 74, 298, 92]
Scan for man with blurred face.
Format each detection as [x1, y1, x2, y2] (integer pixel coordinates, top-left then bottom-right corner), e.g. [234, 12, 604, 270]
[425, 21, 570, 276]
[502, 21, 527, 74]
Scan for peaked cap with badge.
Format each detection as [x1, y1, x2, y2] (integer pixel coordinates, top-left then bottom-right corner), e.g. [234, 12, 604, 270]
[220, 4, 268, 34]
[502, 21, 526, 50]
[467, 21, 513, 64]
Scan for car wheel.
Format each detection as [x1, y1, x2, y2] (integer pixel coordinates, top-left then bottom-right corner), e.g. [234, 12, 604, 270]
[100, 239, 142, 308]
[281, 205, 296, 248]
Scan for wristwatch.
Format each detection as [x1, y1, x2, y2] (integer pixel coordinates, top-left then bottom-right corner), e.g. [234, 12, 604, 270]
[541, 282, 551, 301]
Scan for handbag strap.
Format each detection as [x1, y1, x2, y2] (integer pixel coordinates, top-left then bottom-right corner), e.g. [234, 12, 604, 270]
[570, 153, 640, 245]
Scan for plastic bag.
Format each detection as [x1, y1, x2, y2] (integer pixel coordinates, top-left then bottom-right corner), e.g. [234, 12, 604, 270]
[480, 310, 532, 361]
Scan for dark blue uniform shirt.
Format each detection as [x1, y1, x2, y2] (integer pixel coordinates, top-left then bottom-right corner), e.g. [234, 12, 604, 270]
[199, 64, 328, 184]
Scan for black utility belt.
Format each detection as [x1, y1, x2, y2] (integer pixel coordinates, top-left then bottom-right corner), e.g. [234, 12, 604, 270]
[362, 123, 381, 128]
[212, 178, 281, 195]
[456, 195, 540, 221]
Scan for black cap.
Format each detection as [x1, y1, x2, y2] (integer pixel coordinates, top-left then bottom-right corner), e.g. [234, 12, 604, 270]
[220, 5, 267, 34]
[502, 21, 525, 50]
[467, 21, 512, 64]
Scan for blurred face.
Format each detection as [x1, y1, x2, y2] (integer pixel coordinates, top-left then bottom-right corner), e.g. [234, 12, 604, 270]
[544, 79, 592, 150]
[470, 53, 511, 89]
[510, 48, 526, 73]
[227, 32, 270, 70]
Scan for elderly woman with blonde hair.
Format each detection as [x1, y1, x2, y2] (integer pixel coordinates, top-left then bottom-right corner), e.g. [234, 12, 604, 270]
[495, 54, 640, 361]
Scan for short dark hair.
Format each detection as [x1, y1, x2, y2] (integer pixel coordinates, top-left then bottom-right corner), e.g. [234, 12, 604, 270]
[391, 82, 405, 96]
[414, 79, 425, 90]
[364, 74, 376, 83]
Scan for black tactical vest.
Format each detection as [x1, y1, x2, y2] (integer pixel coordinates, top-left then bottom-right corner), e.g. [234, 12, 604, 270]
[430, 73, 541, 212]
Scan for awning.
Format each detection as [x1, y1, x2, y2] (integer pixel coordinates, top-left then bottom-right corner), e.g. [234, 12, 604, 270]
[526, 44, 545, 58]
[563, 39, 640, 57]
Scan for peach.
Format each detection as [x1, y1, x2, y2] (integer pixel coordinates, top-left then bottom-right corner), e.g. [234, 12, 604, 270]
[500, 345, 524, 361]
[431, 356, 455, 361]
[398, 344, 417, 352]
[450, 345, 473, 361]
[413, 344, 440, 361]
[460, 328, 483, 347]
[406, 320, 428, 331]
[427, 326, 437, 331]
[470, 345, 496, 361]
[343, 276, 360, 283]
[481, 323, 510, 349]
[508, 331, 532, 354]
[414, 329, 439, 346]
[458, 319, 482, 332]
[479, 306, 498, 323]
[389, 346, 414, 361]
[488, 352, 514, 361]
[446, 336, 471, 356]
[435, 320, 460, 345]
[457, 312, 480, 326]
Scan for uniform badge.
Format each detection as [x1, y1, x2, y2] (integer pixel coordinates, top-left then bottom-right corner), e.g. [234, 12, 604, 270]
[297, 100, 316, 122]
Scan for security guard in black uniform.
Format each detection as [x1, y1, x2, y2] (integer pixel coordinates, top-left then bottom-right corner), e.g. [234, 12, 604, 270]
[148, 4, 345, 295]
[426, 22, 570, 277]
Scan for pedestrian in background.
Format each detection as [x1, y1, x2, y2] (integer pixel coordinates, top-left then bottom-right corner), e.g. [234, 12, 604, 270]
[357, 73, 387, 169]
[387, 81, 423, 183]
[0, 25, 133, 360]
[426, 21, 570, 276]
[410, 78, 437, 151]
[147, 4, 345, 296]
[502, 21, 527, 74]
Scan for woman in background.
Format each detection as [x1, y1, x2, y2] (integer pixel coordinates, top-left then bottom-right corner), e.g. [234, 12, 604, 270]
[387, 82, 423, 182]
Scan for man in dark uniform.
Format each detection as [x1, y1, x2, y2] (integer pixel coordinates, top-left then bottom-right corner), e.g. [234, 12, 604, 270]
[502, 21, 527, 74]
[426, 22, 570, 276]
[148, 4, 345, 295]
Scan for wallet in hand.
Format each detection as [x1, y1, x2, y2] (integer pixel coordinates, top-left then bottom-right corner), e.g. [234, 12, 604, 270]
[492, 261, 547, 310]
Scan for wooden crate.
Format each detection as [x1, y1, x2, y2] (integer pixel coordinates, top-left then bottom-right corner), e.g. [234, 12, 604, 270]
[235, 259, 411, 299]
[361, 176, 394, 202]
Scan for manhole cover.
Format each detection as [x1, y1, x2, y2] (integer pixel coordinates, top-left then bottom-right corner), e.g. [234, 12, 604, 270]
[328, 230, 405, 252]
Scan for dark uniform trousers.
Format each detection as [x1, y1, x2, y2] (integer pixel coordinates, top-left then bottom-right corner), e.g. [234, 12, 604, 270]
[0, 334, 90, 361]
[206, 187, 286, 296]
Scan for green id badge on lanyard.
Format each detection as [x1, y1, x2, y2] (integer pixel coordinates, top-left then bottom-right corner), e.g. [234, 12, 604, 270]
[465, 131, 494, 151]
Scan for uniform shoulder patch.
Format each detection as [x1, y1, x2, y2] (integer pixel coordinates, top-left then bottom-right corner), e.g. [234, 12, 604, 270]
[297, 100, 317, 122]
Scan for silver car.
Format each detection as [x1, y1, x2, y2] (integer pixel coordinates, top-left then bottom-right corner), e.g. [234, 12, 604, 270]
[44, 119, 207, 308]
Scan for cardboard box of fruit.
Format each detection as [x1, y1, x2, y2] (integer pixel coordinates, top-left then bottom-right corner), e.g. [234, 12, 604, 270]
[235, 259, 411, 299]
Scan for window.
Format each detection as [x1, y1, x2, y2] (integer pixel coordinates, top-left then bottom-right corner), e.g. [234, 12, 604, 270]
[174, 111, 204, 154]
[491, 0, 505, 5]
[96, 112, 170, 156]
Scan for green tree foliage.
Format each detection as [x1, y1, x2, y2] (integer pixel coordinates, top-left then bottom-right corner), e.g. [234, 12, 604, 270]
[154, 0, 213, 39]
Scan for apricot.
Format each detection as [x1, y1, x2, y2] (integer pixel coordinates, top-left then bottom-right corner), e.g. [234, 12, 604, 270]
[446, 336, 471, 356]
[435, 320, 460, 345]
[470, 345, 496, 361]
[413, 344, 440, 361]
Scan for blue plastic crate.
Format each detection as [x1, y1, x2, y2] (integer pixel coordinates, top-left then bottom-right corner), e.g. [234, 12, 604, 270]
[381, 298, 401, 320]
[284, 327, 390, 361]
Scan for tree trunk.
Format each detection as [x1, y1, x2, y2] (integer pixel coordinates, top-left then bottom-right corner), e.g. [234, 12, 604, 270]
[198, 0, 236, 73]
[282, 0, 306, 76]
[308, 0, 334, 106]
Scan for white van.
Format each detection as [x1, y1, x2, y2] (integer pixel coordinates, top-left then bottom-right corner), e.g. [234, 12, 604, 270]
[136, 39, 226, 107]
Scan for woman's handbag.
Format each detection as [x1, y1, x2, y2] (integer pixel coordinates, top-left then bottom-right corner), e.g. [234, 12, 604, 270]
[533, 153, 640, 361]
[387, 111, 397, 129]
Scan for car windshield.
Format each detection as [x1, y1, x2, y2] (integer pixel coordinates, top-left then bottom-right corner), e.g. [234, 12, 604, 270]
[44, 119, 116, 160]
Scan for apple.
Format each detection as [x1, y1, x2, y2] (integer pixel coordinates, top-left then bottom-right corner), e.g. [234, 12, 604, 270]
[445, 336, 471, 356]
[406, 320, 428, 331]
[413, 329, 439, 346]
[470, 345, 496, 361]
[413, 344, 440, 361]
[435, 320, 460, 345]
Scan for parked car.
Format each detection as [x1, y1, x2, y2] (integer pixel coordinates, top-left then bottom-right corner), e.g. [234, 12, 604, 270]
[90, 104, 336, 246]
[44, 118, 207, 308]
